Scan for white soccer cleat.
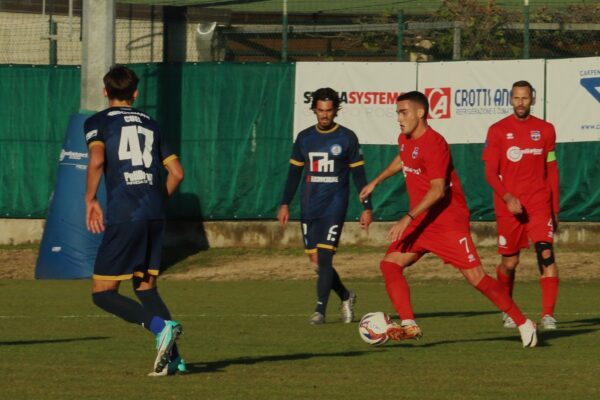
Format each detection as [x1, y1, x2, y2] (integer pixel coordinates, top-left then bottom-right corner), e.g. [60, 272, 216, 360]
[401, 319, 423, 340]
[340, 291, 357, 323]
[518, 319, 538, 348]
[541, 315, 557, 330]
[502, 312, 517, 329]
[309, 312, 325, 325]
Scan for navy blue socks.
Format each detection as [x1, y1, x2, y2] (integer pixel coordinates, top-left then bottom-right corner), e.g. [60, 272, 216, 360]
[92, 290, 159, 332]
[315, 249, 334, 315]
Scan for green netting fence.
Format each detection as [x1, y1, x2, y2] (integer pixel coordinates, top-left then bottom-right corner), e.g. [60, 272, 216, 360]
[1, 63, 599, 222]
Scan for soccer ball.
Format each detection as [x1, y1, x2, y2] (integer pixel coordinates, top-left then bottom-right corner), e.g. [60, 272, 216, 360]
[358, 312, 392, 345]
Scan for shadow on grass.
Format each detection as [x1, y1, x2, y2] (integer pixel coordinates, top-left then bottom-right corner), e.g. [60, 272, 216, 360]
[563, 317, 600, 328]
[416, 310, 498, 319]
[385, 326, 598, 349]
[0, 336, 109, 346]
[186, 350, 371, 374]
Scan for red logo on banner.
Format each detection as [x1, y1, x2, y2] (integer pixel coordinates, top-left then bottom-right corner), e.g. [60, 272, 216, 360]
[425, 88, 451, 119]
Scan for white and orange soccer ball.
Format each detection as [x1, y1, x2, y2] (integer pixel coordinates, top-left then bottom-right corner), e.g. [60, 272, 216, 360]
[358, 312, 392, 345]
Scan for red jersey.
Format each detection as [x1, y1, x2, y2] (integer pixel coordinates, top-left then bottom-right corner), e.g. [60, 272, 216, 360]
[482, 114, 556, 217]
[398, 126, 470, 232]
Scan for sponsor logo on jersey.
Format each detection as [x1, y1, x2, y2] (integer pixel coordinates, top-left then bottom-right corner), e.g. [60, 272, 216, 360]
[425, 88, 451, 119]
[330, 144, 342, 156]
[506, 146, 543, 162]
[530, 130, 541, 141]
[309, 152, 335, 173]
[403, 165, 422, 175]
[85, 130, 98, 141]
[124, 170, 154, 185]
[506, 132, 514, 140]
[412, 147, 419, 159]
[308, 176, 339, 183]
[107, 110, 149, 119]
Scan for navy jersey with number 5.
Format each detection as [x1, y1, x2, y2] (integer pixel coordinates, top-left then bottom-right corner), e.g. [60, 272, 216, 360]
[290, 124, 365, 220]
[84, 107, 176, 225]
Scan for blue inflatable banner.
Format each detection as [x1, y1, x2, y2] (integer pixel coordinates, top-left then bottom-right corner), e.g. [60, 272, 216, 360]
[35, 113, 106, 279]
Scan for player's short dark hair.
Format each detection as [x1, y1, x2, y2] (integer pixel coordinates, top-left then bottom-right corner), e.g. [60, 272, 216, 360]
[511, 80, 535, 98]
[311, 87, 341, 109]
[103, 65, 139, 101]
[396, 91, 429, 119]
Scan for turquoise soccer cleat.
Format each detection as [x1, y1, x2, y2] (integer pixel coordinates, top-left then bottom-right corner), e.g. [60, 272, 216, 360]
[152, 320, 183, 374]
[148, 355, 188, 377]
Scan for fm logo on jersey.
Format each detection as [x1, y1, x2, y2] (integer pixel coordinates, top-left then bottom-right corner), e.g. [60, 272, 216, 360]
[425, 88, 451, 119]
[506, 132, 514, 140]
[309, 152, 335, 173]
[530, 131, 541, 141]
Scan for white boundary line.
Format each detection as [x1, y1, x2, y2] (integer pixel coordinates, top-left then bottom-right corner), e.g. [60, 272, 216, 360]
[0, 312, 598, 319]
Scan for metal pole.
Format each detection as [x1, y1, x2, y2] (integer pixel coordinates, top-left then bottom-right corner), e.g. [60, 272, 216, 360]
[397, 10, 404, 61]
[453, 21, 461, 60]
[282, 0, 288, 61]
[523, 0, 530, 59]
[81, 0, 115, 112]
[49, 17, 57, 65]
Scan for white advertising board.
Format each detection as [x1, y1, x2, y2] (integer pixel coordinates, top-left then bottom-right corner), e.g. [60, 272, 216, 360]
[546, 57, 600, 143]
[417, 59, 546, 144]
[293, 62, 417, 145]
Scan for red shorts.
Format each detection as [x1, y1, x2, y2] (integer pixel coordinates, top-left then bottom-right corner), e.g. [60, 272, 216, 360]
[386, 224, 481, 269]
[496, 212, 555, 255]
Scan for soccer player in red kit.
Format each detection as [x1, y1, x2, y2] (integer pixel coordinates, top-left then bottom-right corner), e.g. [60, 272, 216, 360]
[360, 91, 538, 347]
[483, 81, 560, 330]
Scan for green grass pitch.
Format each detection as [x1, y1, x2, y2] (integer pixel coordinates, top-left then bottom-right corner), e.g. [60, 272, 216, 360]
[1, 279, 599, 399]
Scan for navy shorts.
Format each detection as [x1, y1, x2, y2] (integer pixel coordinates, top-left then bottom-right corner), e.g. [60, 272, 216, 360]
[301, 214, 345, 254]
[93, 220, 165, 281]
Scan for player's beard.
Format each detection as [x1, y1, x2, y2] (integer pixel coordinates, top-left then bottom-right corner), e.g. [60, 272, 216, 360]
[514, 106, 530, 119]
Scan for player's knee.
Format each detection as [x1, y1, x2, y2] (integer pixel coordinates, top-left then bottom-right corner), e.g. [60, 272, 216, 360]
[501, 258, 519, 270]
[534, 241, 555, 273]
[380, 260, 404, 276]
[92, 290, 118, 309]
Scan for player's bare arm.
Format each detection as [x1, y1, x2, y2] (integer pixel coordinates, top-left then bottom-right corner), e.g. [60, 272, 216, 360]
[389, 178, 445, 241]
[164, 157, 184, 197]
[85, 144, 105, 234]
[359, 155, 403, 202]
[277, 204, 290, 227]
[359, 209, 373, 231]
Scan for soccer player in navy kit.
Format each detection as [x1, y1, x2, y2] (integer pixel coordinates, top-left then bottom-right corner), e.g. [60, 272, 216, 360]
[85, 65, 186, 376]
[277, 87, 373, 325]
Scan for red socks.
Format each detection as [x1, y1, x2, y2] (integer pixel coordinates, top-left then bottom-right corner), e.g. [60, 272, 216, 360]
[496, 265, 515, 297]
[475, 275, 526, 326]
[540, 277, 559, 317]
[380, 261, 414, 320]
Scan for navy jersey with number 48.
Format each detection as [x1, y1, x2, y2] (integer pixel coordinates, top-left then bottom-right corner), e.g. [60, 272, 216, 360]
[290, 124, 365, 220]
[84, 107, 176, 225]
